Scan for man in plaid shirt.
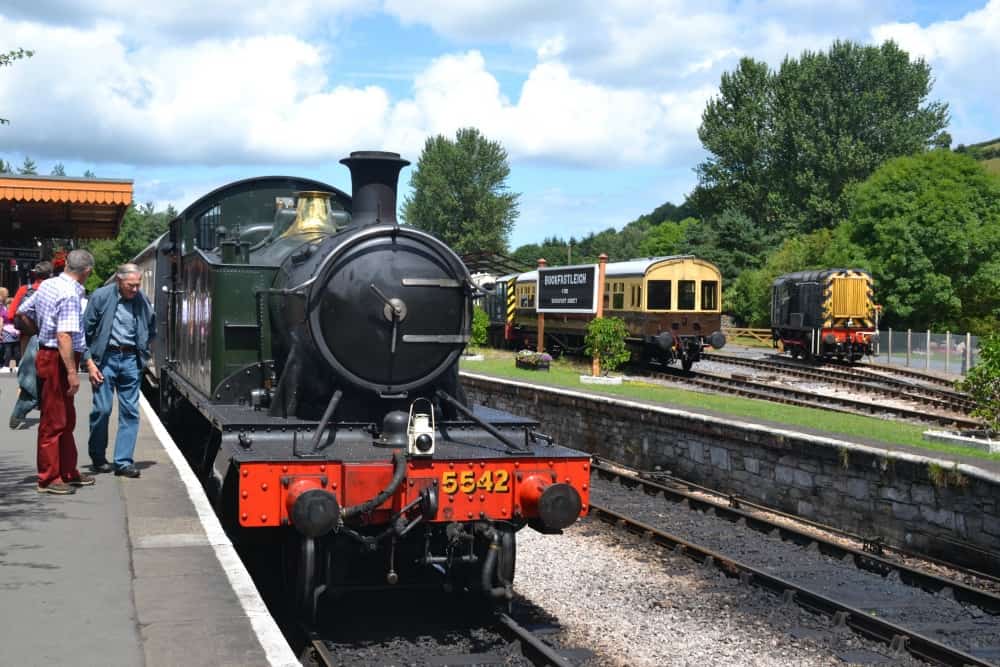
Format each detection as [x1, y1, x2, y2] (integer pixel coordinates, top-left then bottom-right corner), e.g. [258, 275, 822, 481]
[16, 250, 102, 495]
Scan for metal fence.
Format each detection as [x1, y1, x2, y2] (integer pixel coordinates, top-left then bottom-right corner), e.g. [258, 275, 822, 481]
[879, 329, 979, 376]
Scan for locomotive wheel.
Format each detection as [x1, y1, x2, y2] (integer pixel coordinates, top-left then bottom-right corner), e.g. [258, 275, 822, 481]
[284, 535, 322, 621]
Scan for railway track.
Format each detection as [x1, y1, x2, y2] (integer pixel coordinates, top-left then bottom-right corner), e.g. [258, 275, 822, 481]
[637, 364, 980, 429]
[591, 463, 1000, 666]
[701, 352, 976, 413]
[854, 359, 963, 391]
[594, 459, 1000, 587]
[300, 596, 589, 666]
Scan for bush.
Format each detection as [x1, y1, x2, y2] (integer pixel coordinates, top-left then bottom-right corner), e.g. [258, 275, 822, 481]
[470, 306, 489, 347]
[584, 317, 630, 375]
[957, 334, 1000, 433]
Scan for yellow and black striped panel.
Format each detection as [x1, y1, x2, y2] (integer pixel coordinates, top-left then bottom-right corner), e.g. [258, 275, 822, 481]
[825, 270, 874, 327]
[506, 283, 517, 325]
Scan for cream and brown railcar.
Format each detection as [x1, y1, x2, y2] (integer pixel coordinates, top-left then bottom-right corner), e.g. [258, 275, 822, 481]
[508, 256, 726, 370]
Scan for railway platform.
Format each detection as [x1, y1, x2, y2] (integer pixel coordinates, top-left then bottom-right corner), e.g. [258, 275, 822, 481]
[0, 374, 296, 667]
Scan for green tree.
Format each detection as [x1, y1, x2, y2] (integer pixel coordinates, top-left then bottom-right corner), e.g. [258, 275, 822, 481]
[639, 218, 694, 257]
[680, 209, 772, 283]
[402, 127, 519, 254]
[0, 159, 11, 173]
[83, 169, 96, 178]
[51, 162, 66, 176]
[843, 150, 1000, 333]
[694, 58, 775, 229]
[584, 317, 631, 375]
[17, 156, 37, 175]
[695, 40, 949, 235]
[1, 48, 33, 125]
[84, 202, 176, 290]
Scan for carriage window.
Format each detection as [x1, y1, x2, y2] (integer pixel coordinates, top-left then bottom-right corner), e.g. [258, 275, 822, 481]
[647, 280, 671, 310]
[612, 282, 625, 309]
[701, 281, 718, 310]
[678, 280, 696, 310]
[630, 285, 636, 307]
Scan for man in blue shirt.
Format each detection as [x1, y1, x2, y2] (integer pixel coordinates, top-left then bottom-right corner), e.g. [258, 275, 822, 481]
[83, 263, 156, 478]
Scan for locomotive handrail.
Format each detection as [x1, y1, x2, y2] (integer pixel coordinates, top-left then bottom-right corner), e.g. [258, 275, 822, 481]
[435, 389, 532, 455]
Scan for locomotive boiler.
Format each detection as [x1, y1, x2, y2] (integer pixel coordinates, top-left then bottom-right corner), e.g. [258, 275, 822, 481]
[141, 152, 590, 619]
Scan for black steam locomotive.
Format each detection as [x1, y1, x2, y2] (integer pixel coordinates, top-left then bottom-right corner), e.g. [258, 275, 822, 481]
[136, 152, 590, 618]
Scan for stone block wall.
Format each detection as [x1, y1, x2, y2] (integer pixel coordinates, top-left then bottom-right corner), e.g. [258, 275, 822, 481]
[462, 373, 1000, 568]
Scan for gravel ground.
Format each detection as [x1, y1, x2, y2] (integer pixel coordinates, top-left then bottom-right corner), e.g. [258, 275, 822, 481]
[587, 477, 1000, 661]
[514, 520, 911, 666]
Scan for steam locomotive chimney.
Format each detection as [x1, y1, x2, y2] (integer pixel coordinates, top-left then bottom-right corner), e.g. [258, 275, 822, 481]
[339, 151, 410, 228]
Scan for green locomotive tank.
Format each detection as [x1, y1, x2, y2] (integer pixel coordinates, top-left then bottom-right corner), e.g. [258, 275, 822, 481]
[139, 151, 591, 620]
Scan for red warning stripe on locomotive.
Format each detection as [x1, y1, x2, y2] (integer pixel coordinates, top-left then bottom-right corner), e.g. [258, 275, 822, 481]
[237, 458, 591, 529]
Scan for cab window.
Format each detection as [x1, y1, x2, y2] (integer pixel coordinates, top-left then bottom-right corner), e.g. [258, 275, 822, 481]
[701, 281, 718, 310]
[647, 280, 671, 310]
[678, 280, 696, 310]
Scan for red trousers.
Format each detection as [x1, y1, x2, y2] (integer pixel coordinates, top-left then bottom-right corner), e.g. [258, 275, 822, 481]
[36, 348, 82, 486]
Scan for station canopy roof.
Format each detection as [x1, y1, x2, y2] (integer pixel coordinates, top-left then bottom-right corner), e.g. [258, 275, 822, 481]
[0, 174, 133, 240]
[460, 250, 529, 276]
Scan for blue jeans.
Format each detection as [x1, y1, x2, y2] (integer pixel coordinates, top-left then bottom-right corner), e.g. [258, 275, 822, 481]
[88, 351, 141, 468]
[12, 389, 38, 420]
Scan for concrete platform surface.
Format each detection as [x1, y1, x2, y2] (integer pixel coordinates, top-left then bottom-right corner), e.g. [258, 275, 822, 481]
[0, 374, 297, 666]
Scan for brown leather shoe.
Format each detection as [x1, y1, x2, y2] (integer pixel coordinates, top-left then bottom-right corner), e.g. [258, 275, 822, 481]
[69, 473, 96, 487]
[37, 482, 76, 495]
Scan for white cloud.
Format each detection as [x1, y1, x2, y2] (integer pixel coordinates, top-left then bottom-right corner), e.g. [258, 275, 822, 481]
[872, 0, 1000, 141]
[0, 11, 710, 168]
[2, 1, 997, 180]
[2, 0, 372, 41]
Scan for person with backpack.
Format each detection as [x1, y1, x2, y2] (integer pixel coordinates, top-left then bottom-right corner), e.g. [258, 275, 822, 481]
[8, 261, 53, 430]
[11, 261, 53, 355]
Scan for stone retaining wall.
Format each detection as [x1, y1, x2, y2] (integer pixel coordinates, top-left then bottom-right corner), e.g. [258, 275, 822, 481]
[462, 373, 1000, 568]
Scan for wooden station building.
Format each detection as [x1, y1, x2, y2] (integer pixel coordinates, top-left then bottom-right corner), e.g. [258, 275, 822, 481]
[0, 174, 133, 292]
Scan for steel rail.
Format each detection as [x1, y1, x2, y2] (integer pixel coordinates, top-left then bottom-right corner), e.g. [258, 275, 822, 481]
[496, 612, 577, 667]
[593, 460, 1000, 599]
[589, 503, 992, 667]
[639, 366, 980, 429]
[854, 359, 961, 390]
[701, 352, 975, 412]
[304, 614, 577, 667]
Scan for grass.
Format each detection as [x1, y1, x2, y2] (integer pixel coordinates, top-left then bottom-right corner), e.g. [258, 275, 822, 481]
[461, 348, 1000, 462]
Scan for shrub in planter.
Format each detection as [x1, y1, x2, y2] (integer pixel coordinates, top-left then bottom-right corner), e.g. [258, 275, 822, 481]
[584, 317, 630, 375]
[958, 333, 1000, 435]
[471, 306, 489, 347]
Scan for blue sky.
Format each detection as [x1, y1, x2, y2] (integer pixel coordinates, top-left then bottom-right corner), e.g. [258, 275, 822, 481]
[2, 1, 997, 249]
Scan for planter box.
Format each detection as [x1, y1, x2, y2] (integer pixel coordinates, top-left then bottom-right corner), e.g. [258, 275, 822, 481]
[516, 359, 550, 371]
[580, 374, 623, 385]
